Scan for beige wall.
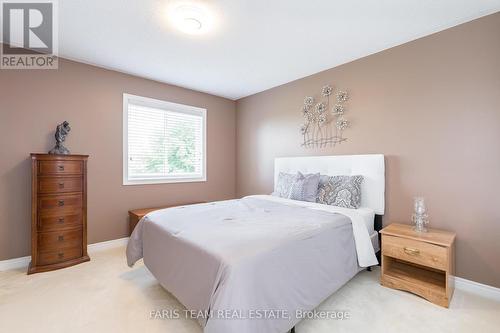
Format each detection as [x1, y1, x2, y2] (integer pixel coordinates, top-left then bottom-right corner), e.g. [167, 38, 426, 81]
[1, 13, 499, 288]
[0, 58, 236, 261]
[236, 13, 500, 287]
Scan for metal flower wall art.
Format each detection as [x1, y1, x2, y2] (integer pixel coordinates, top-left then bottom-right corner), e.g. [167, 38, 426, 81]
[300, 84, 351, 148]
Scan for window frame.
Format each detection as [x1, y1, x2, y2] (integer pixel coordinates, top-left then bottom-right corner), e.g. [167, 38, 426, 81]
[122, 93, 207, 186]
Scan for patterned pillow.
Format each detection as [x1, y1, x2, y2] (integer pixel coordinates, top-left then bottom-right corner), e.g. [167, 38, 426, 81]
[317, 175, 364, 209]
[272, 172, 298, 198]
[289, 172, 320, 202]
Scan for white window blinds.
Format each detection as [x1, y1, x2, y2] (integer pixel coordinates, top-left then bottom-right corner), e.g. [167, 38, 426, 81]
[123, 94, 206, 185]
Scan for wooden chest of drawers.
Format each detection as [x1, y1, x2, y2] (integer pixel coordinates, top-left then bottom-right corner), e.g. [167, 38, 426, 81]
[28, 154, 90, 274]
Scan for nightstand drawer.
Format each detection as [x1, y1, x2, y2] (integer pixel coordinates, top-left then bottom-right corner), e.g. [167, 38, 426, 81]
[382, 234, 448, 271]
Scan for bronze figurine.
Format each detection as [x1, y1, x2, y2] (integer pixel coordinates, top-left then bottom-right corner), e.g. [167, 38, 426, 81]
[48, 121, 71, 155]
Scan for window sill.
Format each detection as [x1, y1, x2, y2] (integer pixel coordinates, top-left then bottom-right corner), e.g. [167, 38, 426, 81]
[123, 177, 207, 186]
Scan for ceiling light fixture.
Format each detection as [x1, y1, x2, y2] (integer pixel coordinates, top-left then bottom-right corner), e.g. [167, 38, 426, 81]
[167, 3, 213, 35]
[182, 17, 202, 31]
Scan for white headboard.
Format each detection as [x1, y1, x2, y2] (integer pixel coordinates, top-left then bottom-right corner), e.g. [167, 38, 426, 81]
[274, 154, 385, 214]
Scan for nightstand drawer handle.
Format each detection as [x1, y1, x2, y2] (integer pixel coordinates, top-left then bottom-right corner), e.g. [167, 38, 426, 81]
[58, 217, 65, 224]
[58, 200, 65, 206]
[58, 235, 64, 241]
[403, 247, 420, 255]
[58, 182, 64, 188]
[58, 165, 65, 171]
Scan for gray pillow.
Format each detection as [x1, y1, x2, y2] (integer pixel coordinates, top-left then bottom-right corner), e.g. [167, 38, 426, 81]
[317, 175, 364, 209]
[319, 174, 331, 187]
[272, 172, 298, 198]
[289, 172, 320, 202]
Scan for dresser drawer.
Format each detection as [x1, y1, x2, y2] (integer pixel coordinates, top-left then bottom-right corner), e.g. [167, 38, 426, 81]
[382, 235, 448, 271]
[38, 193, 83, 212]
[37, 246, 83, 266]
[38, 228, 83, 251]
[38, 177, 83, 194]
[38, 212, 82, 231]
[38, 160, 83, 175]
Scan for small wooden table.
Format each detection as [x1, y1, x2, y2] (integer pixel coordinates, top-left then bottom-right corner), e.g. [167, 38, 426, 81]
[380, 223, 456, 307]
[128, 202, 204, 236]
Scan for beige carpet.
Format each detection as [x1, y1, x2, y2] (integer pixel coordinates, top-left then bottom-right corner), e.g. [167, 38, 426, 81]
[1, 246, 499, 333]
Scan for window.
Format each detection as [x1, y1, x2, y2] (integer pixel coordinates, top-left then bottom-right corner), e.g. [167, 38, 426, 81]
[123, 94, 206, 185]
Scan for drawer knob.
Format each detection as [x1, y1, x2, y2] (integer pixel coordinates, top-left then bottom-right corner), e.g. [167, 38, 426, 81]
[58, 217, 65, 224]
[403, 247, 420, 256]
[58, 165, 65, 171]
[58, 200, 65, 206]
[58, 252, 64, 258]
[58, 182, 65, 188]
[58, 235, 64, 241]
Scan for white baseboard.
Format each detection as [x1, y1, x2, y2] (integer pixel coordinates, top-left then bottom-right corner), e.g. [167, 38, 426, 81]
[454, 276, 500, 301]
[0, 237, 129, 272]
[87, 237, 129, 253]
[0, 256, 31, 272]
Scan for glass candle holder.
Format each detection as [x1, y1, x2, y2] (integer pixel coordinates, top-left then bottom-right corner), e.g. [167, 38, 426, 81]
[412, 197, 429, 232]
[414, 197, 426, 214]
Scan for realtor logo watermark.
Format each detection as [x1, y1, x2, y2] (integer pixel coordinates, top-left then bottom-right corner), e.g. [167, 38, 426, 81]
[1, 0, 58, 69]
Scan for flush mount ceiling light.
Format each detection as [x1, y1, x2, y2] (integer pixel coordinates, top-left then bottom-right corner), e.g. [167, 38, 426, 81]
[167, 2, 214, 35]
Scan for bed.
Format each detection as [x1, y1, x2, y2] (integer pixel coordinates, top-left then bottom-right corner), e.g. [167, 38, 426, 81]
[127, 154, 385, 333]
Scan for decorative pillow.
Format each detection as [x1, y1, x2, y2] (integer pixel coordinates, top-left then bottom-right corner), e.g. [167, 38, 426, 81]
[272, 172, 298, 198]
[318, 174, 331, 187]
[289, 172, 320, 202]
[317, 175, 364, 209]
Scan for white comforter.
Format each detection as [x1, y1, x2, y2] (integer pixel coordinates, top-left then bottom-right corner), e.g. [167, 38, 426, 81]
[127, 195, 378, 333]
[255, 195, 378, 267]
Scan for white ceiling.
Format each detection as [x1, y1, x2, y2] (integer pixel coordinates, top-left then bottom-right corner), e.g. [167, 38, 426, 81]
[55, 1, 500, 99]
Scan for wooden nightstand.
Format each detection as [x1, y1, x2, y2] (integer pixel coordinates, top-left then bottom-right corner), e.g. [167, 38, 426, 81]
[380, 223, 456, 307]
[128, 202, 204, 236]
